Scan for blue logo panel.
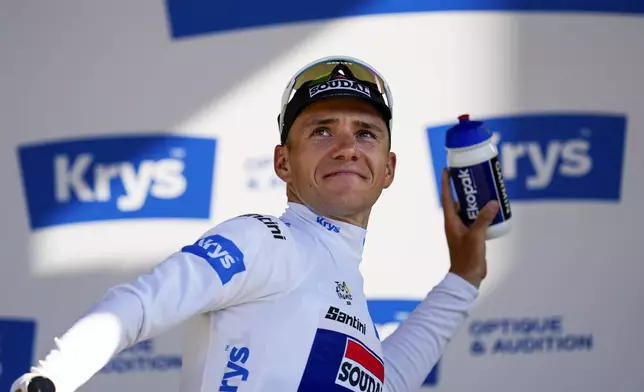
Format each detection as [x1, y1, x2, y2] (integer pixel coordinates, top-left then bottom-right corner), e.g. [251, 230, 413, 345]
[298, 329, 384, 391]
[367, 300, 439, 387]
[17, 135, 217, 229]
[427, 113, 627, 203]
[0, 318, 37, 391]
[182, 234, 245, 285]
[165, 1, 644, 39]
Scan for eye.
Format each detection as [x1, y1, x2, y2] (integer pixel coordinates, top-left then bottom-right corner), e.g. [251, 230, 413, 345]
[357, 130, 377, 139]
[312, 127, 331, 137]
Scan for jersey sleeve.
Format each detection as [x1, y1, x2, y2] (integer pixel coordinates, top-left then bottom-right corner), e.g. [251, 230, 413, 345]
[28, 214, 295, 392]
[381, 272, 479, 392]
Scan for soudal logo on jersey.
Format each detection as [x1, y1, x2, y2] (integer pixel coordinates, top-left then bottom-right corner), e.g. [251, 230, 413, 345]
[219, 345, 250, 391]
[309, 80, 371, 98]
[317, 216, 340, 233]
[427, 113, 627, 201]
[326, 306, 367, 335]
[298, 329, 384, 391]
[335, 338, 384, 392]
[17, 135, 217, 230]
[182, 234, 245, 285]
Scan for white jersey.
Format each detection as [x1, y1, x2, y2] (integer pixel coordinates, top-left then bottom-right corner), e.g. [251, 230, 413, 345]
[27, 202, 478, 392]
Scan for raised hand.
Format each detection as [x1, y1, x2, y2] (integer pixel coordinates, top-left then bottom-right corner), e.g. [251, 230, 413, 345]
[440, 168, 499, 289]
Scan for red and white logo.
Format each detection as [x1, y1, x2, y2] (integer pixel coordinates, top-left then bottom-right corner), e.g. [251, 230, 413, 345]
[335, 338, 384, 392]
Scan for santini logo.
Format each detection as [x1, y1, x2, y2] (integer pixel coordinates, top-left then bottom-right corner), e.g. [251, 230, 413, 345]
[325, 306, 367, 335]
[17, 135, 217, 229]
[427, 113, 627, 201]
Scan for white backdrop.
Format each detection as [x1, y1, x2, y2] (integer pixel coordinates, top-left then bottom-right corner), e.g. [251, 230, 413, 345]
[1, 1, 643, 391]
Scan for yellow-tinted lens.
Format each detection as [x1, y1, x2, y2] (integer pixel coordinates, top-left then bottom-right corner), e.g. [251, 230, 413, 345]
[292, 60, 387, 95]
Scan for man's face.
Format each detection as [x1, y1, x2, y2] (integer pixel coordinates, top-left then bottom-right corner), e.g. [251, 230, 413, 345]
[274, 97, 397, 221]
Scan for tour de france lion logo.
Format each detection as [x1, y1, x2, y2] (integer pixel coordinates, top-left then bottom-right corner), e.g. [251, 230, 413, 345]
[335, 281, 353, 305]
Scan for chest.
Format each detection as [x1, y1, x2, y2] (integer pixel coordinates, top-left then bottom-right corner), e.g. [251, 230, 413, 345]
[289, 255, 385, 391]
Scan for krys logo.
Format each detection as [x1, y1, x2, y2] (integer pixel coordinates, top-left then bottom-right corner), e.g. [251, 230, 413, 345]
[0, 318, 36, 392]
[17, 135, 217, 230]
[427, 113, 627, 201]
[100, 338, 182, 374]
[367, 300, 439, 387]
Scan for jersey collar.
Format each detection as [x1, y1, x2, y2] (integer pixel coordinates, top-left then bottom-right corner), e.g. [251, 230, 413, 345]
[282, 202, 367, 264]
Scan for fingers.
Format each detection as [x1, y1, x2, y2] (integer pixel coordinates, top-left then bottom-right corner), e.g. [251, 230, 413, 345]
[470, 200, 500, 233]
[440, 168, 460, 222]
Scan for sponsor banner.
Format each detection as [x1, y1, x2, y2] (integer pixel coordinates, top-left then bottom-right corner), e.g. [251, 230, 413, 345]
[17, 134, 217, 229]
[468, 315, 593, 357]
[0, 319, 36, 392]
[427, 113, 627, 203]
[99, 338, 182, 374]
[244, 157, 283, 192]
[166, 1, 644, 39]
[16, 134, 218, 274]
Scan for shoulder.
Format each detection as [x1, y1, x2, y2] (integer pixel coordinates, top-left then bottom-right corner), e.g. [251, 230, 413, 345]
[181, 212, 306, 292]
[189, 212, 292, 257]
[213, 212, 289, 241]
[179, 212, 291, 281]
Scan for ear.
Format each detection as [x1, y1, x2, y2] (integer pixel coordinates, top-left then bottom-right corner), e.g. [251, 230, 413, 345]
[383, 151, 397, 189]
[274, 144, 292, 183]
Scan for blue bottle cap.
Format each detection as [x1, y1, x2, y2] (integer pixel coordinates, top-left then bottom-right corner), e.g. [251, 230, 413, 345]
[445, 114, 493, 149]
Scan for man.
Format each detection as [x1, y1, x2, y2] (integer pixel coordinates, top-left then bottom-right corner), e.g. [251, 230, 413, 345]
[12, 56, 499, 392]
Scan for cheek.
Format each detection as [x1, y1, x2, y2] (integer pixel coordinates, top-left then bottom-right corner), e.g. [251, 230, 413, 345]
[364, 150, 388, 178]
[290, 150, 322, 181]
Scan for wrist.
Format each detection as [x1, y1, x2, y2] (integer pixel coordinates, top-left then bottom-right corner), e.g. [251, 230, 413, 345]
[448, 268, 483, 289]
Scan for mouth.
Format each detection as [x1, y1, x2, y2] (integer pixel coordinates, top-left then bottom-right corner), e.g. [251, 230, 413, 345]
[323, 171, 366, 180]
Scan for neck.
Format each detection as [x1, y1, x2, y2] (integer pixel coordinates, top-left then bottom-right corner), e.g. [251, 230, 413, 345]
[281, 200, 368, 265]
[286, 188, 371, 229]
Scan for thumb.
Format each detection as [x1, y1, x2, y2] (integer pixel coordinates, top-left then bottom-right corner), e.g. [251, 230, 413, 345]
[471, 200, 500, 233]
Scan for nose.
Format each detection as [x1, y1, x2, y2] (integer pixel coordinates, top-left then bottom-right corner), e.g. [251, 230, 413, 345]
[330, 128, 359, 161]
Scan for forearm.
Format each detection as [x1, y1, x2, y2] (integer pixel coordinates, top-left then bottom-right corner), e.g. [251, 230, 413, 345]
[32, 287, 144, 392]
[382, 273, 478, 392]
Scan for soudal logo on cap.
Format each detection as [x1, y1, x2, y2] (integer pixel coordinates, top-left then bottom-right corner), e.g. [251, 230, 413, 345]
[309, 79, 371, 98]
[335, 338, 384, 392]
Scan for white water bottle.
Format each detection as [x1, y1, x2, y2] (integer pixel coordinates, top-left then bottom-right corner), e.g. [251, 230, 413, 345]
[445, 114, 512, 240]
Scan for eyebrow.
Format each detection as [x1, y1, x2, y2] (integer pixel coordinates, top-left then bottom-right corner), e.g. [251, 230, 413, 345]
[304, 117, 385, 134]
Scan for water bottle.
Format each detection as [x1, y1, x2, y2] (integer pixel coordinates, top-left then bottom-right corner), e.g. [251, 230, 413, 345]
[445, 114, 512, 240]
